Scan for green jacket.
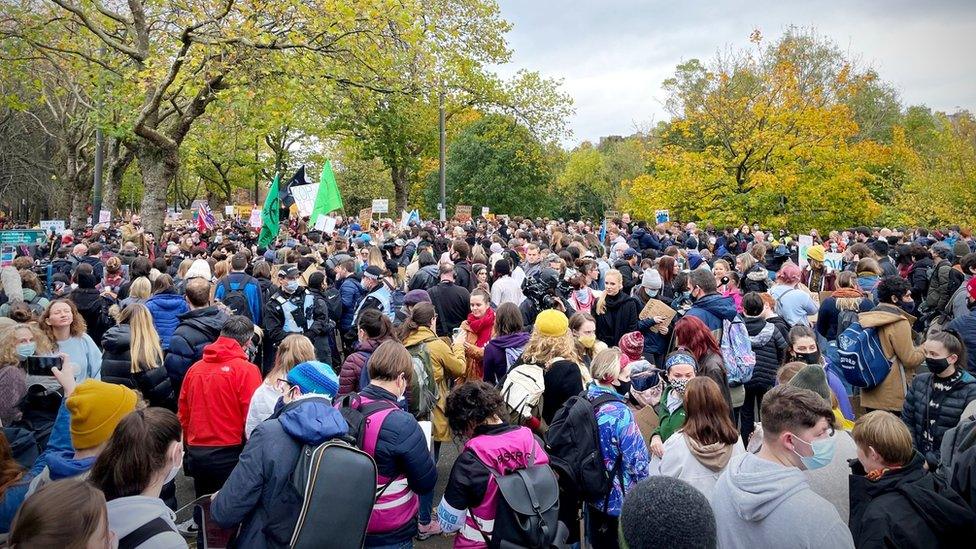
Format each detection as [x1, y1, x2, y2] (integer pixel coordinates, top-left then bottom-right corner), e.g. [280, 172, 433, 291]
[652, 385, 686, 442]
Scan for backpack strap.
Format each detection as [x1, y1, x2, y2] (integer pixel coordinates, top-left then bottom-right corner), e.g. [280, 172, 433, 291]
[118, 517, 174, 549]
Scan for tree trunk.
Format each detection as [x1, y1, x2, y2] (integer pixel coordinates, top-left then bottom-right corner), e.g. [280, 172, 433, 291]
[392, 165, 409, 213]
[104, 139, 134, 216]
[135, 143, 179, 238]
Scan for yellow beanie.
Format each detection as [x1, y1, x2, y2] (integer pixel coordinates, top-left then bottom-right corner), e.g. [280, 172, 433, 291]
[67, 380, 138, 449]
[807, 244, 826, 263]
[535, 309, 569, 338]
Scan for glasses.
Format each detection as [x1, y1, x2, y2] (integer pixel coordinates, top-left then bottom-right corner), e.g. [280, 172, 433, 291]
[274, 378, 295, 393]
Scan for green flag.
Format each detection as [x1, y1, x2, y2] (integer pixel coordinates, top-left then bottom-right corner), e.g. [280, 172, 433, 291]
[258, 173, 281, 247]
[309, 160, 343, 228]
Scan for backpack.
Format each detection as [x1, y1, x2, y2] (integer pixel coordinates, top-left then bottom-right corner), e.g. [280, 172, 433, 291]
[335, 393, 399, 448]
[405, 339, 439, 420]
[219, 275, 255, 321]
[475, 450, 561, 549]
[720, 316, 756, 385]
[836, 320, 893, 388]
[546, 392, 625, 507]
[25, 294, 44, 315]
[836, 307, 860, 339]
[500, 363, 546, 424]
[946, 267, 966, 301]
[322, 287, 343, 324]
[504, 346, 526, 373]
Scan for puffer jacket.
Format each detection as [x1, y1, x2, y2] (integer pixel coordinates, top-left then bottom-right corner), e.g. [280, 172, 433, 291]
[858, 304, 925, 411]
[743, 316, 787, 389]
[903, 370, 976, 467]
[101, 324, 175, 410]
[740, 264, 769, 293]
[338, 337, 386, 396]
[162, 306, 229, 395]
[402, 326, 466, 441]
[593, 291, 640, 347]
[145, 291, 189, 350]
[947, 311, 976, 374]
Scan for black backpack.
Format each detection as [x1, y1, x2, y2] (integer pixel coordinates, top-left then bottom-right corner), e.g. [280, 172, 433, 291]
[545, 391, 625, 507]
[322, 287, 343, 324]
[219, 276, 255, 321]
[474, 450, 561, 549]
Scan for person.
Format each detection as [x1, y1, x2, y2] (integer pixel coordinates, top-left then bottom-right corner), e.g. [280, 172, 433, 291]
[67, 264, 113, 345]
[335, 258, 366, 346]
[212, 360, 346, 547]
[338, 309, 397, 396]
[457, 289, 494, 382]
[737, 252, 769, 294]
[947, 277, 976, 374]
[858, 276, 925, 413]
[710, 384, 854, 549]
[119, 276, 152, 309]
[0, 270, 48, 318]
[947, 253, 976, 321]
[903, 330, 976, 468]
[100, 303, 175, 410]
[741, 292, 787, 442]
[7, 479, 117, 548]
[908, 245, 935, 304]
[854, 257, 883, 299]
[409, 252, 440, 292]
[344, 340, 437, 548]
[769, 262, 819, 327]
[800, 244, 836, 293]
[489, 257, 521, 306]
[145, 275, 189, 351]
[657, 376, 744, 501]
[0, 323, 54, 426]
[520, 268, 574, 329]
[684, 268, 738, 332]
[245, 334, 316, 438]
[354, 265, 397, 322]
[523, 309, 586, 426]
[584, 348, 650, 547]
[264, 266, 316, 372]
[213, 253, 263, 324]
[178, 315, 262, 527]
[870, 239, 899, 278]
[513, 242, 544, 284]
[614, 247, 640, 295]
[649, 351, 698, 457]
[619, 476, 718, 549]
[849, 411, 976, 548]
[672, 316, 732, 411]
[816, 271, 874, 342]
[40, 299, 101, 383]
[592, 269, 640, 347]
[436, 381, 550, 547]
[924, 242, 957, 315]
[428, 262, 472, 338]
[786, 325, 855, 422]
[162, 277, 228, 395]
[482, 302, 529, 386]
[567, 266, 598, 313]
[397, 302, 465, 538]
[570, 312, 608, 367]
[122, 213, 149, 254]
[87, 408, 186, 548]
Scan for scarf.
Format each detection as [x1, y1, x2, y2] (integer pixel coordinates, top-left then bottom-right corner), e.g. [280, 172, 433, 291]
[831, 287, 864, 299]
[467, 307, 495, 347]
[684, 435, 736, 472]
[666, 389, 684, 414]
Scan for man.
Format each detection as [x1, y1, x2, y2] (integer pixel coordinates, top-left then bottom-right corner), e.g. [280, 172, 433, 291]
[711, 384, 854, 549]
[265, 266, 322, 372]
[925, 242, 958, 316]
[79, 243, 105, 281]
[614, 248, 640, 295]
[213, 253, 262, 324]
[685, 268, 738, 332]
[163, 277, 230, 395]
[513, 242, 543, 288]
[427, 262, 471, 337]
[869, 240, 898, 278]
[451, 239, 474, 291]
[178, 316, 262, 511]
[946, 277, 976, 374]
[352, 265, 396, 323]
[121, 214, 148, 254]
[335, 258, 366, 352]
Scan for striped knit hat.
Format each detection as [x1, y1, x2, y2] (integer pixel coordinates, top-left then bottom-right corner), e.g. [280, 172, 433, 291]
[287, 361, 339, 399]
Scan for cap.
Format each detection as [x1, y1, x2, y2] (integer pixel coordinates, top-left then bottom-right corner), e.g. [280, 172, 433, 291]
[280, 266, 301, 278]
[641, 269, 663, 290]
[623, 248, 638, 259]
[349, 223, 362, 232]
[363, 265, 384, 280]
[393, 238, 406, 247]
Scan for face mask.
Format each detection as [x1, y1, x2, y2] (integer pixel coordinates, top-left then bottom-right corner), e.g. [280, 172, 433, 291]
[284, 280, 300, 293]
[796, 350, 821, 365]
[16, 342, 36, 360]
[578, 335, 596, 349]
[163, 461, 181, 485]
[926, 357, 952, 376]
[647, 289, 659, 298]
[615, 380, 631, 397]
[670, 377, 690, 396]
[791, 433, 836, 470]
[898, 300, 916, 316]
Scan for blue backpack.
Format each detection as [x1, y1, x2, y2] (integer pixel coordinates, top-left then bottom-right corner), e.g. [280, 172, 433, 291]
[836, 321, 892, 388]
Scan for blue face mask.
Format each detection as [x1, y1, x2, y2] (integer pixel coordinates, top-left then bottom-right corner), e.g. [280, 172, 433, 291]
[16, 342, 36, 360]
[284, 280, 300, 294]
[791, 433, 836, 470]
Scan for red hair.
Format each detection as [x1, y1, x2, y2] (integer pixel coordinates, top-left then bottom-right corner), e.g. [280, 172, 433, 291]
[657, 256, 676, 285]
[674, 315, 720, 362]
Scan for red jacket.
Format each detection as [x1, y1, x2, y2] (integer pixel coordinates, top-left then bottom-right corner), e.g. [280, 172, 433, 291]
[178, 336, 262, 447]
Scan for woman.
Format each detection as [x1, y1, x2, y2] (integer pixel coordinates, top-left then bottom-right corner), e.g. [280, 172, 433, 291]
[0, 323, 55, 425]
[88, 408, 186, 548]
[520, 309, 586, 426]
[855, 258, 883, 299]
[100, 256, 125, 296]
[0, 270, 48, 318]
[489, 257, 521, 307]
[903, 330, 976, 468]
[592, 269, 640, 347]
[567, 268, 597, 314]
[737, 252, 769, 294]
[118, 277, 151, 309]
[817, 271, 874, 342]
[7, 479, 116, 548]
[145, 274, 189, 350]
[786, 325, 855, 423]
[649, 350, 698, 456]
[100, 303, 175, 410]
[672, 316, 732, 412]
[669, 271, 694, 318]
[472, 263, 490, 293]
[245, 333, 316, 437]
[40, 299, 101, 383]
[657, 256, 679, 303]
[437, 381, 550, 548]
[712, 259, 731, 286]
[657, 376, 744, 500]
[338, 309, 397, 396]
[740, 292, 787, 442]
[768, 262, 818, 327]
[719, 271, 744, 313]
[570, 312, 608, 367]
[482, 302, 530, 385]
[457, 289, 495, 382]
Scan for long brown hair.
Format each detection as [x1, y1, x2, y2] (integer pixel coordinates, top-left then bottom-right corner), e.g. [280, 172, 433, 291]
[88, 408, 182, 501]
[40, 299, 87, 340]
[493, 302, 524, 337]
[8, 479, 108, 548]
[0, 431, 24, 498]
[681, 377, 739, 446]
[397, 302, 437, 341]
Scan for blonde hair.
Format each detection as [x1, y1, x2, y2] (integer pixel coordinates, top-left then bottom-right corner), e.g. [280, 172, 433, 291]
[128, 277, 152, 300]
[521, 330, 580, 367]
[0, 323, 54, 366]
[852, 410, 914, 466]
[594, 270, 622, 315]
[176, 259, 194, 279]
[368, 246, 385, 271]
[589, 347, 622, 384]
[268, 334, 316, 382]
[118, 304, 163, 373]
[736, 252, 756, 273]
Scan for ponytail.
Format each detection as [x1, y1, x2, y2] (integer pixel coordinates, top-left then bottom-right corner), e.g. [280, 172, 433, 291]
[88, 408, 181, 501]
[397, 302, 436, 341]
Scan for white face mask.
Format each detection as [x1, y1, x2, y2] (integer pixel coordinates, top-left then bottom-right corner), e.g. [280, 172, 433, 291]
[163, 448, 183, 485]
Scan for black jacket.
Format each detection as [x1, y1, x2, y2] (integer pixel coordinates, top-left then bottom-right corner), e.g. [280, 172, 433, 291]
[427, 281, 471, 337]
[613, 260, 638, 295]
[454, 260, 474, 292]
[849, 453, 976, 548]
[68, 287, 113, 346]
[101, 324, 176, 410]
[909, 256, 934, 303]
[592, 292, 640, 348]
[743, 316, 787, 389]
[541, 359, 584, 426]
[902, 370, 976, 467]
[162, 306, 229, 395]
[305, 288, 336, 367]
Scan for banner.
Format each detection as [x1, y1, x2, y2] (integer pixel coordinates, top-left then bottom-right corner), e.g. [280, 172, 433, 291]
[372, 199, 389, 214]
[358, 207, 373, 229]
[481, 206, 490, 217]
[455, 204, 472, 221]
[823, 252, 844, 271]
[797, 234, 814, 268]
[291, 183, 319, 218]
[40, 220, 66, 234]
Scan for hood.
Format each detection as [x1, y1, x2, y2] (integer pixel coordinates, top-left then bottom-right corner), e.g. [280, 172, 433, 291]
[101, 324, 132, 352]
[46, 450, 96, 480]
[859, 303, 915, 328]
[179, 306, 228, 334]
[147, 292, 188, 313]
[746, 264, 769, 281]
[418, 264, 439, 277]
[721, 452, 809, 522]
[279, 396, 348, 445]
[743, 317, 773, 344]
[402, 326, 439, 346]
[684, 434, 736, 472]
[488, 331, 531, 350]
[21, 288, 38, 301]
[106, 496, 177, 539]
[202, 336, 248, 363]
[692, 294, 738, 321]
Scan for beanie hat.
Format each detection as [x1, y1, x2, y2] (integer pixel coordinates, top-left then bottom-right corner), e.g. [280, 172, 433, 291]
[641, 269, 663, 290]
[619, 331, 645, 361]
[489, 242, 504, 255]
[620, 477, 717, 549]
[688, 254, 704, 270]
[806, 244, 825, 263]
[788, 365, 831, 402]
[185, 259, 212, 280]
[287, 360, 340, 399]
[954, 240, 970, 260]
[535, 309, 568, 338]
[404, 289, 432, 306]
[67, 380, 138, 449]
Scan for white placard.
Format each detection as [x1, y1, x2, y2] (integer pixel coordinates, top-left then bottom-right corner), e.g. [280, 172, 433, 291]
[249, 209, 262, 229]
[98, 210, 111, 224]
[400, 210, 410, 228]
[290, 183, 319, 217]
[372, 199, 389, 214]
[481, 206, 490, 217]
[224, 205, 235, 216]
[314, 215, 337, 235]
[797, 234, 814, 268]
[40, 220, 66, 234]
[823, 252, 844, 271]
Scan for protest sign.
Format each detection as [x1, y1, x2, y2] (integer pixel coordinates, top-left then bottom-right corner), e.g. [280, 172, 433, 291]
[248, 209, 262, 229]
[655, 210, 670, 224]
[823, 252, 844, 271]
[797, 234, 814, 268]
[40, 220, 65, 234]
[371, 199, 389, 214]
[290, 183, 319, 218]
[455, 205, 472, 221]
[359, 207, 373, 229]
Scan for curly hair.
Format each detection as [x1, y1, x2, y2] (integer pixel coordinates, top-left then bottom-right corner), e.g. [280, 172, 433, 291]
[520, 329, 580, 367]
[40, 299, 87, 340]
[446, 381, 507, 437]
[0, 323, 55, 367]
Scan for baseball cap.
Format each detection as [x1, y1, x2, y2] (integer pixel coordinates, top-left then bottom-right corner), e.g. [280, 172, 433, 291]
[363, 265, 384, 280]
[623, 248, 638, 259]
[279, 266, 300, 278]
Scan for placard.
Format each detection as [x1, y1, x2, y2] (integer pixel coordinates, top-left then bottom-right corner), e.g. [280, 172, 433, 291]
[655, 210, 670, 224]
[638, 298, 677, 334]
[372, 199, 389, 214]
[399, 210, 411, 228]
[0, 230, 47, 246]
[358, 207, 373, 229]
[224, 205, 235, 216]
[315, 215, 337, 235]
[98, 210, 111, 224]
[823, 252, 844, 271]
[481, 206, 490, 217]
[455, 204, 472, 221]
[248, 209, 262, 229]
[290, 183, 319, 218]
[797, 234, 814, 268]
[40, 220, 66, 234]
[1, 246, 15, 267]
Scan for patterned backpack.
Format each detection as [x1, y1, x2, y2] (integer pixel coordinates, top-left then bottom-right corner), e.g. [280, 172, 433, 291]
[720, 315, 757, 385]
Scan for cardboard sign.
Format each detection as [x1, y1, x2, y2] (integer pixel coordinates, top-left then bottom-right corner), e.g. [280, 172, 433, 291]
[655, 210, 670, 224]
[372, 199, 389, 214]
[40, 220, 66, 234]
[638, 298, 677, 334]
[455, 204, 472, 221]
[358, 207, 373, 229]
[315, 215, 337, 235]
[797, 234, 814, 268]
[248, 209, 262, 229]
[224, 205, 235, 216]
[823, 252, 844, 271]
[290, 183, 319, 218]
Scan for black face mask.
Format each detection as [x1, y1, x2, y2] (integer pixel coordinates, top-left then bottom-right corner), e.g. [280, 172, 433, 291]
[925, 357, 952, 376]
[796, 350, 821, 365]
[616, 381, 632, 397]
[898, 300, 917, 316]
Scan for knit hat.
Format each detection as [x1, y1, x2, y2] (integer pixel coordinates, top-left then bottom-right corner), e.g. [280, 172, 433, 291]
[688, 254, 704, 270]
[535, 309, 568, 338]
[287, 360, 340, 399]
[641, 269, 663, 290]
[788, 365, 831, 402]
[954, 240, 970, 260]
[489, 242, 504, 254]
[619, 331, 645, 361]
[66, 380, 138, 449]
[967, 277, 976, 302]
[620, 477, 717, 549]
[806, 244, 826, 263]
[404, 289, 432, 306]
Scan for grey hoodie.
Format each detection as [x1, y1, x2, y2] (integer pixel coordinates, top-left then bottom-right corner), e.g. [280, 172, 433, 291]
[711, 453, 853, 549]
[106, 496, 186, 548]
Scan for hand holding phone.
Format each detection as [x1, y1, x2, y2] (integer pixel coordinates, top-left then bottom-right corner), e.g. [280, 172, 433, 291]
[25, 355, 63, 376]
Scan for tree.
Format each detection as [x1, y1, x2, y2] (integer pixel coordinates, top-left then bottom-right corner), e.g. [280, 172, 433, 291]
[554, 143, 611, 219]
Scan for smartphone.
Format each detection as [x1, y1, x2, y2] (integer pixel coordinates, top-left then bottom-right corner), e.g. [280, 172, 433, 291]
[25, 356, 63, 376]
[452, 327, 461, 339]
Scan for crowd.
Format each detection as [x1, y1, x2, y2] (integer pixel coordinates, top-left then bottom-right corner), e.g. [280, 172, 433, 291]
[1, 212, 976, 548]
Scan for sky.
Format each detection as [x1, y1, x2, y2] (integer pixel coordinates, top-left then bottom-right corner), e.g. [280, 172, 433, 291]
[493, 0, 976, 146]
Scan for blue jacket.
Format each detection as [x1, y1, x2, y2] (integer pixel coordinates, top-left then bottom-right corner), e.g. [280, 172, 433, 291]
[146, 292, 190, 350]
[631, 227, 660, 251]
[211, 396, 347, 548]
[586, 384, 650, 516]
[637, 316, 668, 358]
[947, 312, 976, 375]
[337, 276, 365, 333]
[214, 272, 263, 325]
[685, 293, 738, 332]
[163, 306, 228, 395]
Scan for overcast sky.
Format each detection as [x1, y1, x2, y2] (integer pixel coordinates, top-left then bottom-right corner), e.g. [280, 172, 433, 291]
[493, 0, 976, 146]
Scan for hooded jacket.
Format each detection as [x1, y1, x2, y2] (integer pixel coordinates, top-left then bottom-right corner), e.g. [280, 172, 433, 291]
[769, 284, 819, 327]
[211, 396, 348, 548]
[658, 431, 744, 501]
[909, 256, 934, 302]
[106, 496, 184, 549]
[710, 452, 854, 549]
[162, 306, 228, 395]
[849, 453, 976, 549]
[593, 291, 640, 347]
[408, 264, 440, 292]
[743, 316, 787, 389]
[101, 324, 175, 410]
[145, 292, 190, 350]
[338, 337, 385, 396]
[483, 331, 530, 386]
[685, 293, 737, 332]
[741, 264, 770, 294]
[858, 304, 925, 411]
[69, 286, 113, 345]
